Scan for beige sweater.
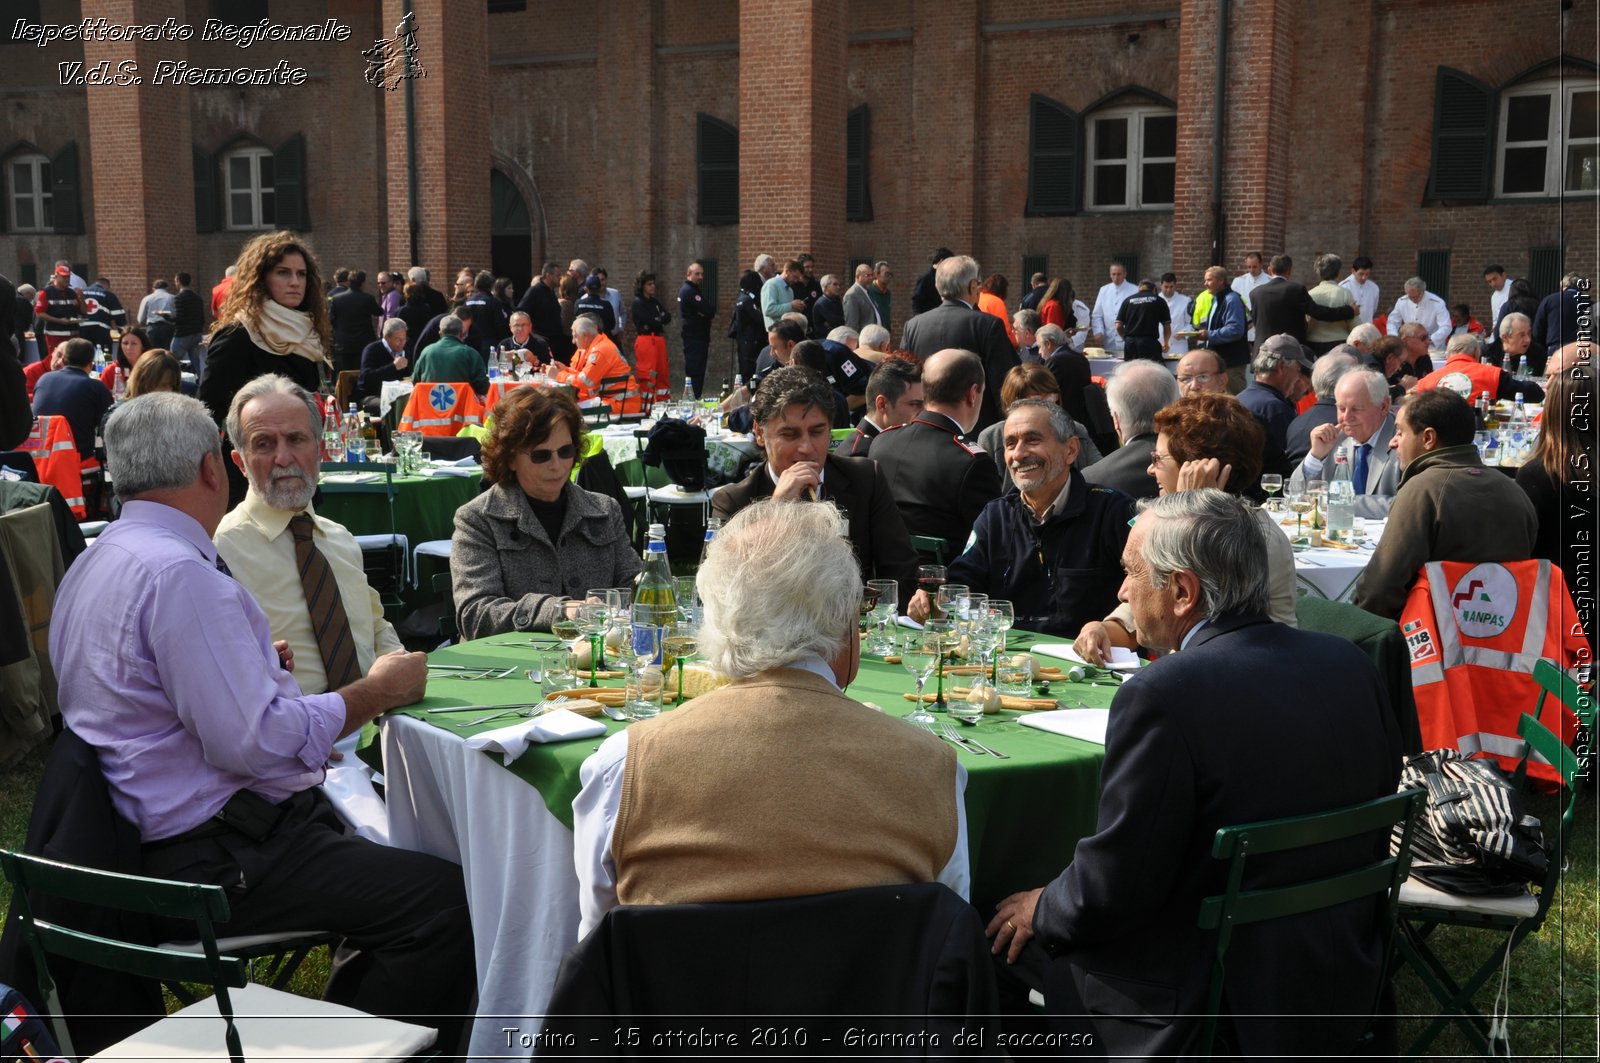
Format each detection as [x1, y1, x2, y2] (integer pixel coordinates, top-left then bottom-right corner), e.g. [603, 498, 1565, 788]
[613, 667, 959, 906]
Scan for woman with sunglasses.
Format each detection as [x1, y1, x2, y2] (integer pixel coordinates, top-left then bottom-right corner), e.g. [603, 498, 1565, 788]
[451, 386, 641, 639]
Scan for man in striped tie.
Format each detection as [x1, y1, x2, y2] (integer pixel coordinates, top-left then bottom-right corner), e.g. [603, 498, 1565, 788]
[216, 374, 404, 699]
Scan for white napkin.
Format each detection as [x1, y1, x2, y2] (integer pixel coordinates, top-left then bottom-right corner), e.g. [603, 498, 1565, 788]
[1018, 708, 1110, 745]
[896, 615, 924, 630]
[1031, 643, 1141, 671]
[463, 708, 606, 764]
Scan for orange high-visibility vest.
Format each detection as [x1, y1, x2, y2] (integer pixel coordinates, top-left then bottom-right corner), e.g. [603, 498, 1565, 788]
[1413, 354, 1504, 401]
[1401, 559, 1587, 787]
[549, 336, 642, 415]
[483, 379, 545, 414]
[20, 415, 85, 518]
[397, 381, 486, 436]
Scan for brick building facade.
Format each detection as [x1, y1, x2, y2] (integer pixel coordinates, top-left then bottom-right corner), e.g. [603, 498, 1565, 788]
[2, 0, 1594, 383]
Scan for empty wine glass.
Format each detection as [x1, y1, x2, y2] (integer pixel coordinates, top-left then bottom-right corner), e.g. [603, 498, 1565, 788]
[901, 632, 939, 724]
[324, 432, 345, 463]
[866, 579, 898, 655]
[934, 584, 967, 626]
[924, 617, 958, 708]
[575, 602, 610, 688]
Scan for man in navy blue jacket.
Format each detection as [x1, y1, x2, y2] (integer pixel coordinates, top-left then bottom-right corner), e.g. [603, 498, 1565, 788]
[678, 260, 717, 397]
[905, 398, 1131, 635]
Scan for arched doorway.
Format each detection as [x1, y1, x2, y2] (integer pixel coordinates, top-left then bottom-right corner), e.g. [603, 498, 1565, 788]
[490, 167, 536, 296]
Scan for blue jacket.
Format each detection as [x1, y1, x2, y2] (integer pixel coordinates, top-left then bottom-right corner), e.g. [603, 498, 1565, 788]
[1204, 289, 1250, 366]
[948, 470, 1133, 636]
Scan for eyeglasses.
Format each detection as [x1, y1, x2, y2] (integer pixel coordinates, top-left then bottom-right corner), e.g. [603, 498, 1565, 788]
[526, 444, 577, 464]
[1176, 373, 1215, 386]
[1148, 450, 1172, 470]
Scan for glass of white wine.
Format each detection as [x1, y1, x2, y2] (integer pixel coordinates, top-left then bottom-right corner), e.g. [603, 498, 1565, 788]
[551, 598, 582, 644]
[1260, 473, 1283, 512]
[1285, 484, 1314, 539]
[662, 620, 699, 704]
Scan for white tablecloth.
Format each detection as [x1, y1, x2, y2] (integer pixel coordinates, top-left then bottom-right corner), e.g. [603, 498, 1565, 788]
[381, 714, 582, 1062]
[1282, 517, 1384, 602]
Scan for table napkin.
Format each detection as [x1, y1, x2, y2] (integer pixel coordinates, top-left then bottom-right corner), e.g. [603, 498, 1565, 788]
[1018, 708, 1111, 745]
[463, 707, 606, 764]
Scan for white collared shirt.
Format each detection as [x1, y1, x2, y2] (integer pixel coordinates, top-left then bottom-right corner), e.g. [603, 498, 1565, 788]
[1489, 277, 1514, 323]
[571, 653, 971, 936]
[214, 491, 401, 696]
[1385, 291, 1452, 349]
[1231, 271, 1272, 340]
[1091, 282, 1139, 351]
[1161, 291, 1193, 353]
[1340, 275, 1381, 325]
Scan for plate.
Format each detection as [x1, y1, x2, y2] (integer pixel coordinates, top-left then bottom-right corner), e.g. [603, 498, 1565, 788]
[1030, 643, 1141, 672]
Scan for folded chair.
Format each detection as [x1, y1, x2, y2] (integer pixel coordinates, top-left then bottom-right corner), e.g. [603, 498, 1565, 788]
[1391, 674, 1591, 1058]
[0, 850, 436, 1063]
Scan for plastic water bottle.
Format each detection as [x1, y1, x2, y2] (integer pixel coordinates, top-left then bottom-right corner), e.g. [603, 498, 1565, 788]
[1326, 452, 1355, 542]
[344, 403, 364, 463]
[681, 376, 695, 404]
[112, 364, 126, 400]
[1503, 394, 1528, 467]
[1515, 355, 1529, 380]
[92, 346, 106, 375]
[1501, 352, 1513, 375]
[699, 516, 722, 569]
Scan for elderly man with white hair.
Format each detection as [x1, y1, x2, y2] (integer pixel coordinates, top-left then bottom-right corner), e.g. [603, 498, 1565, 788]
[1299, 367, 1400, 516]
[1413, 319, 1544, 402]
[1346, 321, 1383, 353]
[900, 255, 1020, 431]
[572, 499, 969, 936]
[1385, 277, 1452, 349]
[1082, 361, 1181, 499]
[858, 322, 891, 360]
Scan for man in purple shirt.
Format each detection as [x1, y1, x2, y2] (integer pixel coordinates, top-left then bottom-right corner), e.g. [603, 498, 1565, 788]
[49, 392, 475, 1045]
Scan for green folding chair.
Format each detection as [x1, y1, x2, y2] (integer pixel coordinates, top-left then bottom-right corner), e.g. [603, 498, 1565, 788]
[1195, 788, 1427, 1057]
[909, 534, 947, 566]
[0, 850, 436, 1063]
[1391, 704, 1588, 1058]
[320, 460, 406, 608]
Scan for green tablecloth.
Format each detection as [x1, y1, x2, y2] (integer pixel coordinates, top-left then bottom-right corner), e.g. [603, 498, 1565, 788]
[370, 630, 1115, 908]
[317, 470, 480, 544]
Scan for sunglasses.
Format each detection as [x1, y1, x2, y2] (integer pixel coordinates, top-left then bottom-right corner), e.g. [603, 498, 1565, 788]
[527, 444, 577, 464]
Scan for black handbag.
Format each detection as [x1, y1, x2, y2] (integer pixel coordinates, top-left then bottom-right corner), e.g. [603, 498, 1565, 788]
[1392, 749, 1548, 896]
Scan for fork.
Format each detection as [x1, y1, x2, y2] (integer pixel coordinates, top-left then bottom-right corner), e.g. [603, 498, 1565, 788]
[937, 720, 990, 757]
[450, 704, 550, 728]
[943, 720, 1008, 759]
[913, 717, 982, 756]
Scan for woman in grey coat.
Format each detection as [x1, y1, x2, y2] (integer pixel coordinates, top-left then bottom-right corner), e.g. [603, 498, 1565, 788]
[451, 387, 641, 639]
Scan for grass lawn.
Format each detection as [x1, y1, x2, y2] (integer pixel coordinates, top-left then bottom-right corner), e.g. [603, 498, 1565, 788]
[2, 733, 1595, 1054]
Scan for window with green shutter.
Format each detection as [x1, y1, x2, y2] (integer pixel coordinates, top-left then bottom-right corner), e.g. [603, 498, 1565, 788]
[1528, 246, 1563, 299]
[1416, 250, 1451, 302]
[847, 106, 872, 222]
[1027, 96, 1080, 216]
[1427, 68, 1494, 202]
[697, 115, 738, 226]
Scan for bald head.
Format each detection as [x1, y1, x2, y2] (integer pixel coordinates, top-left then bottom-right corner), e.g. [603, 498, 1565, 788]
[921, 348, 986, 433]
[1176, 349, 1228, 394]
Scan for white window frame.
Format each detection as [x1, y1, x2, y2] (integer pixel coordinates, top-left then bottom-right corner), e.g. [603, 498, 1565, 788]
[1495, 80, 1599, 198]
[223, 145, 275, 230]
[1085, 106, 1176, 211]
[6, 153, 53, 233]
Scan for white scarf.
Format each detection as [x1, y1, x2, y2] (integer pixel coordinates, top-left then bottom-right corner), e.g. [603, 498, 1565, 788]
[242, 298, 328, 366]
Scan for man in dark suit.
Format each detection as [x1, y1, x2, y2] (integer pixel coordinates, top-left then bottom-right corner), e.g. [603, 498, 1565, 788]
[1249, 254, 1355, 346]
[712, 366, 919, 609]
[988, 489, 1404, 1059]
[1081, 360, 1180, 499]
[355, 317, 410, 406]
[909, 247, 951, 318]
[866, 349, 1000, 559]
[516, 261, 569, 362]
[901, 255, 1019, 432]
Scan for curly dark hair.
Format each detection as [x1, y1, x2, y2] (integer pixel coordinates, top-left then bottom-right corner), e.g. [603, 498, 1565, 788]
[481, 386, 587, 486]
[209, 230, 331, 351]
[1151, 392, 1264, 496]
[749, 365, 835, 430]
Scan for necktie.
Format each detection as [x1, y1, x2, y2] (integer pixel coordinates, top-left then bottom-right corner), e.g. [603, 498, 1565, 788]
[289, 513, 361, 691]
[1353, 442, 1371, 495]
[214, 555, 233, 578]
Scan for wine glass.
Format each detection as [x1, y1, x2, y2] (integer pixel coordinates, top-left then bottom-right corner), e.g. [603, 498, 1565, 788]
[586, 588, 624, 669]
[551, 598, 582, 644]
[662, 619, 699, 704]
[674, 577, 699, 624]
[575, 602, 610, 688]
[987, 600, 1015, 664]
[1260, 473, 1283, 512]
[324, 432, 345, 463]
[917, 564, 947, 618]
[924, 617, 958, 708]
[900, 632, 939, 724]
[934, 584, 967, 626]
[866, 579, 898, 655]
[1285, 483, 1313, 538]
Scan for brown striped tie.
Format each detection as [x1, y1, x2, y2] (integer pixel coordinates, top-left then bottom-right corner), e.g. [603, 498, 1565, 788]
[290, 513, 361, 691]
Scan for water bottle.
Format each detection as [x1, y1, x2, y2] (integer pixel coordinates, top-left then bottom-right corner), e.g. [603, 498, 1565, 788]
[1326, 452, 1355, 542]
[681, 376, 695, 404]
[699, 516, 722, 569]
[1503, 394, 1528, 467]
[632, 524, 677, 662]
[344, 403, 364, 463]
[112, 364, 126, 400]
[1501, 352, 1513, 375]
[92, 346, 106, 375]
[1516, 355, 1529, 380]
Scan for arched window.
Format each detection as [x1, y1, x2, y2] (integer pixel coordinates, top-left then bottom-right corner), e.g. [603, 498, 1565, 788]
[5, 152, 52, 232]
[1084, 102, 1176, 211]
[223, 144, 276, 229]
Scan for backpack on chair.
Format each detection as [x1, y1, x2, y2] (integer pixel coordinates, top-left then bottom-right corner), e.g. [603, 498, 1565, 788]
[1391, 748, 1548, 896]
